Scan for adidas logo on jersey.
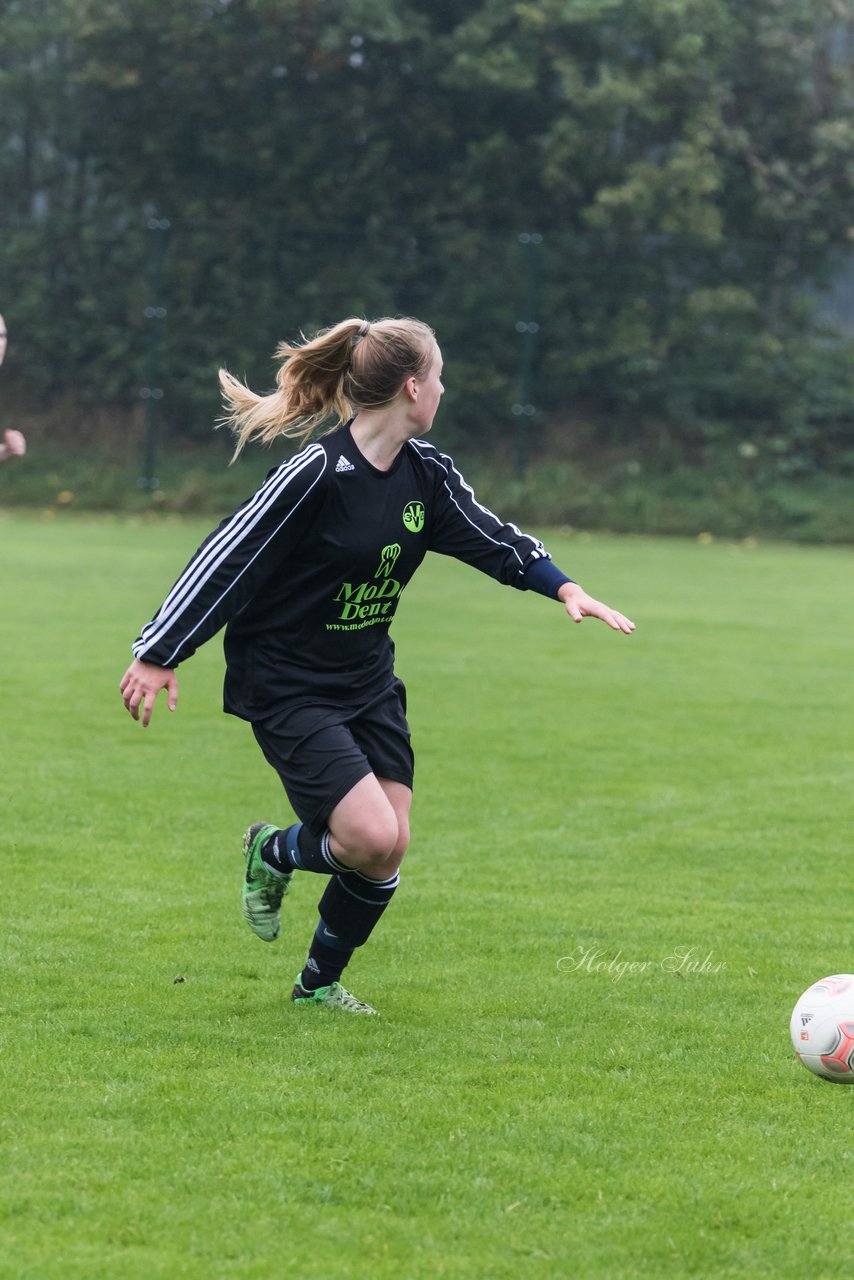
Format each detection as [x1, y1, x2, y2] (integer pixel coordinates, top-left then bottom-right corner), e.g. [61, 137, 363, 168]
[335, 455, 355, 473]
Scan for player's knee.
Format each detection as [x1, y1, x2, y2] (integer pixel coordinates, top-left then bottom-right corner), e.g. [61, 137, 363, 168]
[366, 820, 408, 878]
[346, 811, 400, 865]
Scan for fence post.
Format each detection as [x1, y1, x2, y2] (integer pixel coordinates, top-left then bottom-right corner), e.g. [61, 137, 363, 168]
[138, 215, 170, 490]
[513, 232, 542, 477]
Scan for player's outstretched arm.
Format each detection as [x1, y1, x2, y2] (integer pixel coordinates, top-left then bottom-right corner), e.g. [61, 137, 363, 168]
[120, 658, 179, 727]
[558, 582, 636, 634]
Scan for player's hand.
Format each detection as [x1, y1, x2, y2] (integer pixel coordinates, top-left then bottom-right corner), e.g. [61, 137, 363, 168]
[0, 429, 26, 460]
[120, 658, 178, 727]
[558, 583, 636, 634]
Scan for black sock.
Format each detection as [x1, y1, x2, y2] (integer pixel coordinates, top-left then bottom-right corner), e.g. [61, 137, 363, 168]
[299, 868, 400, 991]
[300, 924, 356, 991]
[262, 823, 351, 875]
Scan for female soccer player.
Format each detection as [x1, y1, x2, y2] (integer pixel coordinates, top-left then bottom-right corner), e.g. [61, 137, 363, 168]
[120, 317, 634, 1014]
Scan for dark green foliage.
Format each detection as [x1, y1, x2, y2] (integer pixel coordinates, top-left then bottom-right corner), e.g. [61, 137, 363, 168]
[1, 0, 853, 468]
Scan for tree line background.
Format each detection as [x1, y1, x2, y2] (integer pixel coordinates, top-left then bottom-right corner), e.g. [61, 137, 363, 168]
[2, 0, 854, 531]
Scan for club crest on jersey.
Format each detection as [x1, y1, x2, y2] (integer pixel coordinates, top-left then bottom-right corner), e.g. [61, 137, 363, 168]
[402, 500, 425, 533]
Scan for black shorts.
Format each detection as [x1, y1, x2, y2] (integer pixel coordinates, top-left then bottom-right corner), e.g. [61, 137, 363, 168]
[251, 678, 414, 835]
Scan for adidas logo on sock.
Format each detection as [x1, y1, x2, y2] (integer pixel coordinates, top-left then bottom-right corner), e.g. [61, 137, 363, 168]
[335, 455, 355, 473]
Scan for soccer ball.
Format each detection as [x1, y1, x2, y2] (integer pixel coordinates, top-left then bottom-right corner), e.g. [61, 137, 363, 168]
[790, 974, 854, 1084]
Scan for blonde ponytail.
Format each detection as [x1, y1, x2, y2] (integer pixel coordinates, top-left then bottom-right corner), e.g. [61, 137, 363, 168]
[219, 315, 435, 459]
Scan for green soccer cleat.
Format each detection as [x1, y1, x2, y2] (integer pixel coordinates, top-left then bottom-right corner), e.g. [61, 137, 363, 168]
[242, 822, 292, 942]
[291, 974, 378, 1015]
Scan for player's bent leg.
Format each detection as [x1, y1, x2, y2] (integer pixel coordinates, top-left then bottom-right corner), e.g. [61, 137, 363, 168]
[292, 777, 413, 1012]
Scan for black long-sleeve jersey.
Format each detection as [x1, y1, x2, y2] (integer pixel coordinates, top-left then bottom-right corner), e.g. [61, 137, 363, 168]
[133, 422, 555, 719]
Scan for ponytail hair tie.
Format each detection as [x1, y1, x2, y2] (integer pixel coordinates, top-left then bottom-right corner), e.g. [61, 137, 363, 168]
[350, 321, 371, 360]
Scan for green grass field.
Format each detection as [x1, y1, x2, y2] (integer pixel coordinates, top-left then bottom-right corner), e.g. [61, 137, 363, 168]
[1, 511, 853, 1279]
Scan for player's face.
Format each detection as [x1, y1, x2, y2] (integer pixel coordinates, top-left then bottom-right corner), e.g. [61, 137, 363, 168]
[412, 345, 444, 433]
